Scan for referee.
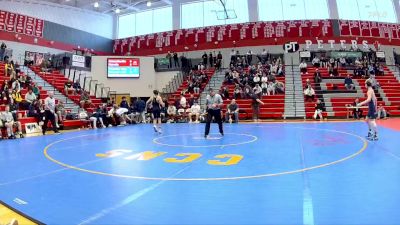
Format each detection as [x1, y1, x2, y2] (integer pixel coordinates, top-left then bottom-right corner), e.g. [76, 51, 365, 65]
[204, 88, 224, 138]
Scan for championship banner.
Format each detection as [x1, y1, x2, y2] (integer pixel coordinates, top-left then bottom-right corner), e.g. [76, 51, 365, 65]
[0, 10, 7, 30]
[34, 19, 44, 37]
[5, 12, 16, 32]
[15, 14, 26, 34]
[25, 16, 35, 36]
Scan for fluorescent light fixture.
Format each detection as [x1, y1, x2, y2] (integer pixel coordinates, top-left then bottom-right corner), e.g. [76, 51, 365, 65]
[94, 1, 99, 7]
[115, 8, 121, 13]
[146, 1, 151, 7]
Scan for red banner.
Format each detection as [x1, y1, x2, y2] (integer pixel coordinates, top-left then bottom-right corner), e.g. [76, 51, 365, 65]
[0, 11, 7, 30]
[34, 19, 44, 37]
[0, 10, 44, 37]
[15, 14, 26, 34]
[5, 12, 16, 32]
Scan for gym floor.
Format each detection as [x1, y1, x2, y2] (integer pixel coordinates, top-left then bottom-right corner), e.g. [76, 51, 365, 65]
[0, 119, 399, 225]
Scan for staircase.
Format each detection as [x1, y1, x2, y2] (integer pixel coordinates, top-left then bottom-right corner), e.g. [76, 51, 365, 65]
[21, 66, 80, 113]
[284, 66, 305, 119]
[199, 70, 225, 106]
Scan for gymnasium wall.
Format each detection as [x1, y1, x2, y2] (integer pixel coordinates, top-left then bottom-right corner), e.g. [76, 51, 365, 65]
[90, 56, 178, 97]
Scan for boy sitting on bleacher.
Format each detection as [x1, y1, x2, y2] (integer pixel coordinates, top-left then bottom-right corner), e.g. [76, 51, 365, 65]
[0, 105, 24, 139]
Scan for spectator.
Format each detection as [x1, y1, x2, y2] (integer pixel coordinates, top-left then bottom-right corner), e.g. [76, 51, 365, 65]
[120, 96, 129, 109]
[209, 52, 214, 68]
[266, 82, 275, 96]
[312, 56, 320, 67]
[0, 105, 23, 139]
[64, 81, 75, 96]
[217, 51, 223, 70]
[80, 91, 92, 109]
[73, 81, 82, 94]
[313, 99, 324, 120]
[221, 86, 230, 99]
[344, 75, 355, 90]
[275, 80, 285, 93]
[173, 52, 179, 68]
[11, 79, 21, 92]
[42, 91, 59, 135]
[27, 100, 40, 121]
[188, 101, 201, 123]
[246, 50, 253, 65]
[250, 91, 265, 122]
[90, 104, 107, 128]
[18, 75, 27, 88]
[352, 98, 363, 119]
[179, 93, 187, 108]
[202, 52, 208, 68]
[314, 69, 322, 83]
[167, 104, 177, 122]
[134, 97, 146, 123]
[377, 104, 387, 119]
[225, 99, 239, 123]
[253, 84, 262, 97]
[253, 74, 261, 86]
[230, 49, 236, 64]
[11, 90, 23, 109]
[299, 60, 308, 74]
[233, 84, 242, 99]
[166, 51, 172, 68]
[261, 81, 268, 96]
[339, 57, 346, 67]
[32, 83, 40, 99]
[55, 101, 66, 127]
[24, 88, 36, 108]
[304, 86, 315, 102]
[0, 42, 6, 61]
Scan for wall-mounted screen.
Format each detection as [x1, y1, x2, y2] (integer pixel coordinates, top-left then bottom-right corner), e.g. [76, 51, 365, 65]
[107, 58, 140, 78]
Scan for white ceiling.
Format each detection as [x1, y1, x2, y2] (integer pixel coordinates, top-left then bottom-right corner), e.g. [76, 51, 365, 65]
[27, 0, 172, 15]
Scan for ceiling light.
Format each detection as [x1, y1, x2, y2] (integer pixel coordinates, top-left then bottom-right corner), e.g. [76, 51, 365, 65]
[115, 8, 121, 13]
[94, 2, 99, 8]
[146, 1, 151, 7]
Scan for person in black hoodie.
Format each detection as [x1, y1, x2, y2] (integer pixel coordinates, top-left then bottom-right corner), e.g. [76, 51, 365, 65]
[120, 96, 129, 109]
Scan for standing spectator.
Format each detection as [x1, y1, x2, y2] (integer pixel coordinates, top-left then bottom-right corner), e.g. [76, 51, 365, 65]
[250, 91, 265, 122]
[230, 49, 236, 64]
[246, 50, 253, 65]
[314, 69, 322, 83]
[225, 99, 239, 123]
[217, 51, 223, 70]
[135, 97, 146, 123]
[352, 98, 363, 119]
[166, 51, 172, 68]
[55, 101, 66, 127]
[202, 52, 208, 68]
[173, 52, 179, 68]
[0, 42, 6, 61]
[313, 99, 324, 120]
[377, 104, 387, 119]
[42, 92, 59, 135]
[344, 75, 355, 90]
[209, 52, 214, 68]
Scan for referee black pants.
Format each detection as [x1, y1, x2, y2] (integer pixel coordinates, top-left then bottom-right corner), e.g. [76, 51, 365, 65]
[205, 109, 223, 136]
[42, 110, 58, 134]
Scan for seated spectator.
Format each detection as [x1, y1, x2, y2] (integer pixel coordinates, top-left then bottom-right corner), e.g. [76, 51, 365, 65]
[80, 91, 92, 108]
[90, 105, 107, 128]
[179, 93, 187, 108]
[312, 56, 320, 68]
[167, 104, 177, 123]
[11, 90, 23, 109]
[367, 75, 379, 89]
[188, 94, 196, 107]
[313, 99, 325, 120]
[274, 80, 285, 93]
[120, 96, 129, 109]
[55, 101, 66, 127]
[344, 75, 355, 90]
[24, 88, 36, 107]
[339, 57, 346, 67]
[277, 64, 284, 76]
[18, 75, 27, 88]
[233, 84, 242, 99]
[220, 86, 230, 99]
[299, 60, 308, 74]
[225, 99, 239, 123]
[352, 98, 363, 119]
[314, 69, 322, 83]
[266, 82, 275, 96]
[0, 105, 23, 139]
[32, 83, 40, 99]
[193, 81, 200, 94]
[64, 81, 75, 96]
[73, 81, 82, 94]
[354, 66, 365, 78]
[253, 74, 261, 86]
[305, 79, 312, 88]
[261, 81, 268, 96]
[377, 64, 385, 76]
[188, 101, 201, 123]
[304, 86, 315, 102]
[11, 79, 21, 92]
[253, 84, 262, 97]
[377, 104, 387, 119]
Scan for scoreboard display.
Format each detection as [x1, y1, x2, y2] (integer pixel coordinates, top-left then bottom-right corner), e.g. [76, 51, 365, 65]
[107, 58, 140, 78]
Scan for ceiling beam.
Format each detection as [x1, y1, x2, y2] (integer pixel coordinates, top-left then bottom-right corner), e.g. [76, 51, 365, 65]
[160, 0, 172, 4]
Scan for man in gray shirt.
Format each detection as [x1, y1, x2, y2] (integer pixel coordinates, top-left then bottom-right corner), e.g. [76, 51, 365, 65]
[204, 88, 224, 138]
[42, 91, 59, 135]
